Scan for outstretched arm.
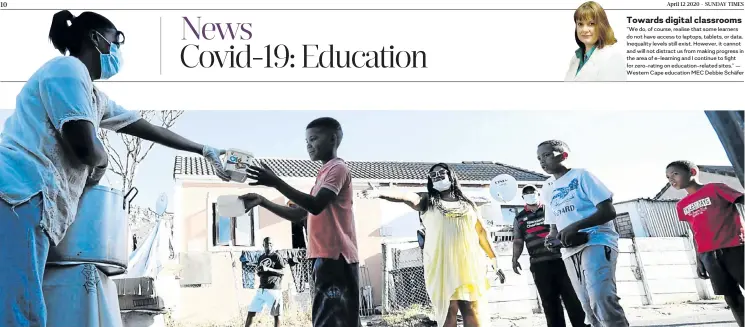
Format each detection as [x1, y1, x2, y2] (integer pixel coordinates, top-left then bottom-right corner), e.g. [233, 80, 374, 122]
[274, 181, 338, 216]
[246, 195, 308, 223]
[119, 119, 204, 154]
[380, 190, 427, 212]
[246, 162, 349, 215]
[363, 184, 427, 212]
[115, 118, 230, 181]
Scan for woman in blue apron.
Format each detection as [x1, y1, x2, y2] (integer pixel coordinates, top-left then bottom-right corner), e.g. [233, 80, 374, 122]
[0, 10, 231, 326]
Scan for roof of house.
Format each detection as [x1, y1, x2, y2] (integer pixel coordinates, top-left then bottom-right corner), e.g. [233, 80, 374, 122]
[614, 197, 679, 205]
[173, 156, 550, 182]
[653, 165, 738, 199]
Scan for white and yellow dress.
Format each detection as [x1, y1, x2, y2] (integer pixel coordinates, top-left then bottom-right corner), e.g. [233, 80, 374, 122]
[421, 199, 491, 326]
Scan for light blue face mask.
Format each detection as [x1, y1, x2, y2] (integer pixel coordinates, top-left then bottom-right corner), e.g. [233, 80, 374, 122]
[94, 31, 123, 80]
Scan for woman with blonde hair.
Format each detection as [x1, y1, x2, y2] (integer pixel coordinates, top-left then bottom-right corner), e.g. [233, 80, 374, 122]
[363, 163, 505, 327]
[564, 1, 627, 81]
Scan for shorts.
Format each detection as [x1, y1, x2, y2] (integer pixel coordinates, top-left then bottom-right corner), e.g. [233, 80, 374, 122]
[248, 288, 283, 316]
[312, 256, 361, 327]
[700, 245, 745, 296]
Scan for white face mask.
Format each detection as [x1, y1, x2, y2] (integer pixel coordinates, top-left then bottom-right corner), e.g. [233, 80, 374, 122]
[432, 178, 452, 192]
[523, 193, 539, 205]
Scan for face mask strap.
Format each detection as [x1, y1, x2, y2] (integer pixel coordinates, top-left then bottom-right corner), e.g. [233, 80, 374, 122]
[92, 30, 113, 54]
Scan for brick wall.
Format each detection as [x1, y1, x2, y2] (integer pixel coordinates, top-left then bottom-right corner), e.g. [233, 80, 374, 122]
[615, 213, 635, 238]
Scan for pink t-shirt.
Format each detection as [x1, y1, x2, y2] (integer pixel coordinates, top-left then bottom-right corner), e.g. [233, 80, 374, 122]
[307, 158, 359, 263]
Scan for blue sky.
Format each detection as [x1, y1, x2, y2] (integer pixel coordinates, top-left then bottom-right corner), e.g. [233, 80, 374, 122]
[0, 110, 732, 211]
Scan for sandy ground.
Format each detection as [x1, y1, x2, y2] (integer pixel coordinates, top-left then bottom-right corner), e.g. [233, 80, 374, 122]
[362, 301, 738, 327]
[488, 300, 736, 327]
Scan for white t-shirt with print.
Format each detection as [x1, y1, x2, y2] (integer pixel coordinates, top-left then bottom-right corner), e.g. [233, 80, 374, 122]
[543, 168, 619, 259]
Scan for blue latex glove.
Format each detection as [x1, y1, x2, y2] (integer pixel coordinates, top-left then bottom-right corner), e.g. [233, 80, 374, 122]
[202, 145, 231, 181]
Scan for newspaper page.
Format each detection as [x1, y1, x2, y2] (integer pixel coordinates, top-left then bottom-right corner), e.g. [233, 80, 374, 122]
[0, 1, 743, 327]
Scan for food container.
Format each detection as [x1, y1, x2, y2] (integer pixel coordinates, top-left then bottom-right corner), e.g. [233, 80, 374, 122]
[217, 195, 247, 217]
[47, 185, 138, 276]
[223, 148, 255, 183]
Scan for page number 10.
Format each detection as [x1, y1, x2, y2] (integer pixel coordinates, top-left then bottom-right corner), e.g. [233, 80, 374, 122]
[0, 2, 7, 7]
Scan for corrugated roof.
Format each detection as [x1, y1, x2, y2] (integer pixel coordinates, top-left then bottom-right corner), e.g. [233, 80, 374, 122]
[173, 156, 549, 182]
[614, 197, 679, 205]
[653, 165, 738, 199]
[699, 165, 738, 177]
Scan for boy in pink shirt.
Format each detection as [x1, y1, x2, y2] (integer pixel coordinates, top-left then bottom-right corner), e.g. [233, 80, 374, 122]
[240, 117, 360, 327]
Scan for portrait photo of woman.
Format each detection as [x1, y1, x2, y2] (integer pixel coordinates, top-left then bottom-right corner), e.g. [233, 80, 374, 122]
[564, 1, 627, 81]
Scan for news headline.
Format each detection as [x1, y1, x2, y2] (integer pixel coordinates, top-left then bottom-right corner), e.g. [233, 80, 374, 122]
[627, 16, 743, 25]
[178, 16, 428, 69]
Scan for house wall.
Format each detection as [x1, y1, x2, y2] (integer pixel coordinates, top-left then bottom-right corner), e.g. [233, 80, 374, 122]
[172, 180, 385, 324]
[657, 171, 743, 200]
[499, 238, 652, 312]
[614, 213, 635, 238]
[613, 199, 718, 300]
[634, 237, 702, 304]
[614, 202, 649, 238]
[614, 239, 649, 307]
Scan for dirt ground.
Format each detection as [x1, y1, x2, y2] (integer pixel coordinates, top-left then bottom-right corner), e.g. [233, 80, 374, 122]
[165, 300, 735, 326]
[361, 300, 736, 327]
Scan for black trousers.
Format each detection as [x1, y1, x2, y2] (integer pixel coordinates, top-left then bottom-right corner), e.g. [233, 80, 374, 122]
[700, 245, 745, 295]
[531, 259, 589, 327]
[312, 256, 361, 327]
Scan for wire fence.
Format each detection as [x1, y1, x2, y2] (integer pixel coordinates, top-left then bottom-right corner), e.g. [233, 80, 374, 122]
[381, 241, 432, 314]
[381, 227, 515, 319]
[237, 249, 376, 317]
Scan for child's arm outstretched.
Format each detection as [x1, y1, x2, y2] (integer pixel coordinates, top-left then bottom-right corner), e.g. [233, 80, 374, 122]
[244, 162, 340, 215]
[240, 193, 307, 223]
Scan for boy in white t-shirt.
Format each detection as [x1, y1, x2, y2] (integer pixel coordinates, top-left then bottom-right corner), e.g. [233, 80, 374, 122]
[537, 140, 629, 327]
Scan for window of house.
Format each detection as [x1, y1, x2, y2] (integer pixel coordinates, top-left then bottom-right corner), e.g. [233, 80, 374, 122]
[212, 203, 256, 247]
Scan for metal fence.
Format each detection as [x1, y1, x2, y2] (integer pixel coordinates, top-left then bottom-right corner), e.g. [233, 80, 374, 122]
[236, 248, 375, 317]
[634, 199, 691, 238]
[380, 228, 514, 317]
[381, 240, 431, 314]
